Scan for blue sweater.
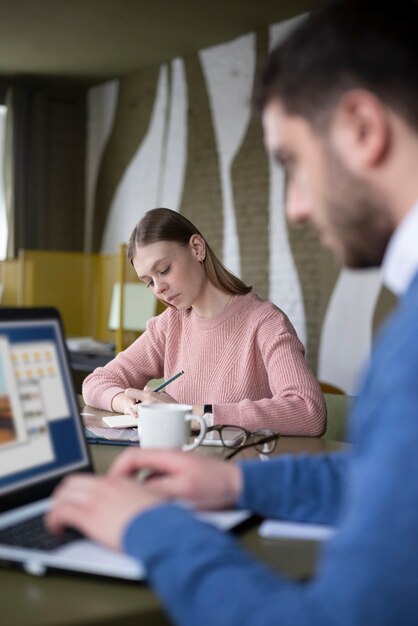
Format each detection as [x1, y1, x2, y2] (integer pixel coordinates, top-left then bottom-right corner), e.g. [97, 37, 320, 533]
[123, 273, 418, 626]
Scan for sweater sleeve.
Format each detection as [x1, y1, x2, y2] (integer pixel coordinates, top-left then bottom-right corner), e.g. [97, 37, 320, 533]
[124, 505, 310, 626]
[237, 452, 349, 523]
[122, 404, 418, 626]
[214, 312, 327, 435]
[82, 312, 169, 410]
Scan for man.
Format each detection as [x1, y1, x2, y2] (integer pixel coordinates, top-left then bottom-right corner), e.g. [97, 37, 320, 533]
[47, 2, 418, 624]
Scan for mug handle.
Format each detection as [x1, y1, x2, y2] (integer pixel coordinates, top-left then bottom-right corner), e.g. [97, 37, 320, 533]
[182, 413, 207, 451]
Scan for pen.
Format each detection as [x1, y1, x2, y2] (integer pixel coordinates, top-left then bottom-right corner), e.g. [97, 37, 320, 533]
[132, 370, 185, 405]
[153, 370, 184, 392]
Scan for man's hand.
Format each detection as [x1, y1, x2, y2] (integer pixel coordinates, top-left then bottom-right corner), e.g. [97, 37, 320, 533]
[109, 449, 243, 510]
[46, 452, 243, 550]
[45, 474, 165, 551]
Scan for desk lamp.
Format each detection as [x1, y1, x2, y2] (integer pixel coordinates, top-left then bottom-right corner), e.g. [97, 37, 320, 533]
[108, 282, 156, 353]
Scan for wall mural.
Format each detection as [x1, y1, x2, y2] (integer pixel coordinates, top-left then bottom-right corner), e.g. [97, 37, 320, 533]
[86, 14, 396, 395]
[179, 53, 224, 257]
[85, 81, 119, 253]
[199, 33, 255, 278]
[231, 30, 270, 300]
[91, 66, 161, 253]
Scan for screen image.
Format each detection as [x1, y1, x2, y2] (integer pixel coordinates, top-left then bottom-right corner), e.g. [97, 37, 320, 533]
[0, 393, 16, 444]
[0, 319, 88, 496]
[0, 352, 18, 446]
[0, 336, 29, 450]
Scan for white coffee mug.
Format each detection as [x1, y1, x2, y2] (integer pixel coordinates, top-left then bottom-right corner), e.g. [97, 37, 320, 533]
[138, 403, 206, 451]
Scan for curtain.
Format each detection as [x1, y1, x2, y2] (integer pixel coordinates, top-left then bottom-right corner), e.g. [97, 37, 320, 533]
[3, 85, 87, 257]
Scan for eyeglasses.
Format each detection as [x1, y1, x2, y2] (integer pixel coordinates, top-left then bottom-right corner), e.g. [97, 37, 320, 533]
[205, 425, 279, 460]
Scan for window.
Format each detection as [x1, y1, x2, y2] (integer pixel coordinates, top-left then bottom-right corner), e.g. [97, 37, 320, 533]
[0, 105, 8, 260]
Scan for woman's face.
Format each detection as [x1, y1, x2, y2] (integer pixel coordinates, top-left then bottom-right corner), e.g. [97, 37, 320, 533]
[132, 237, 207, 310]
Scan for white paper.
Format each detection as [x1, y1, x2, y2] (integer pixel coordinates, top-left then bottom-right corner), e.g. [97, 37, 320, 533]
[102, 415, 138, 428]
[259, 519, 335, 541]
[55, 539, 144, 578]
[197, 509, 250, 530]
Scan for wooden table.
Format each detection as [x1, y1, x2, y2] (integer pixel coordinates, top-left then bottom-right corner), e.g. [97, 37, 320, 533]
[82, 404, 344, 467]
[1, 409, 346, 626]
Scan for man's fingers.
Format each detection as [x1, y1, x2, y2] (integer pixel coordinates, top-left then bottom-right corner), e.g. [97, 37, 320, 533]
[50, 474, 107, 520]
[54, 473, 101, 499]
[108, 448, 187, 478]
[46, 500, 87, 535]
[145, 473, 190, 499]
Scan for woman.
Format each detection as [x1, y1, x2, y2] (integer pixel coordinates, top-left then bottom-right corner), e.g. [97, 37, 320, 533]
[83, 208, 326, 435]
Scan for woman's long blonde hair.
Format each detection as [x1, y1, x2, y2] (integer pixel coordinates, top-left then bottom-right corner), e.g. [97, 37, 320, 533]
[127, 208, 252, 296]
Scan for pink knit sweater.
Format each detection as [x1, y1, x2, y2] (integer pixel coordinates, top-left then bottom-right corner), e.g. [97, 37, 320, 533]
[83, 292, 326, 435]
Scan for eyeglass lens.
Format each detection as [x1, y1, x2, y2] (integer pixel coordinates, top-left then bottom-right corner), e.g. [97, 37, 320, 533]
[219, 426, 247, 448]
[252, 429, 278, 454]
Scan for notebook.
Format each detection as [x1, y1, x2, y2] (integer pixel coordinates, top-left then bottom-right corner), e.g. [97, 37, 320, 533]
[0, 307, 249, 580]
[258, 520, 335, 541]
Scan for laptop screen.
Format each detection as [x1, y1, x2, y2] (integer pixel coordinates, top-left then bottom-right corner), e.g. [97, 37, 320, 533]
[0, 315, 89, 497]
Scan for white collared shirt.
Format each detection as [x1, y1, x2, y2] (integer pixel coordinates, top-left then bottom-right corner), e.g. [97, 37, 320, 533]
[382, 200, 418, 296]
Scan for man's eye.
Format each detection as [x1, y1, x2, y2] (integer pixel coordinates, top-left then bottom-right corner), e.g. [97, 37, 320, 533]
[160, 266, 170, 276]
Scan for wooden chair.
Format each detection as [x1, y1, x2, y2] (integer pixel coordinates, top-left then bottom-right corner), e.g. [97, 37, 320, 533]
[322, 393, 354, 443]
[320, 381, 346, 395]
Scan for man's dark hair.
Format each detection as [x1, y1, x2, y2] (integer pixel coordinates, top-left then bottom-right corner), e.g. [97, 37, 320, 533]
[253, 1, 418, 130]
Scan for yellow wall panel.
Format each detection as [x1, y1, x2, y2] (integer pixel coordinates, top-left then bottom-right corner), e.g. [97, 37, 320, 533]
[0, 259, 20, 305]
[1, 249, 159, 346]
[96, 253, 119, 342]
[17, 250, 100, 337]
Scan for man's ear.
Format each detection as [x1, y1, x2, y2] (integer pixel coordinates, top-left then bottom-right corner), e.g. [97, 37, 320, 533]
[332, 89, 390, 172]
[189, 234, 206, 261]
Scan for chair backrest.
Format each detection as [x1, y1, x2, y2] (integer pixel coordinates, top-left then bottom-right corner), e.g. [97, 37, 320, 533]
[320, 381, 346, 395]
[322, 393, 354, 443]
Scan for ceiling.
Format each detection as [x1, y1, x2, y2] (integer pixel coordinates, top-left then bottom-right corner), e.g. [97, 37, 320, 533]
[0, 0, 316, 86]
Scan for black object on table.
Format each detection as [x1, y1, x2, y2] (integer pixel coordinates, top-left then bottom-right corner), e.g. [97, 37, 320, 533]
[68, 349, 115, 393]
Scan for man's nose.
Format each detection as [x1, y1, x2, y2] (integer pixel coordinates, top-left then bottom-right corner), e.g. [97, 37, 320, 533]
[286, 181, 312, 224]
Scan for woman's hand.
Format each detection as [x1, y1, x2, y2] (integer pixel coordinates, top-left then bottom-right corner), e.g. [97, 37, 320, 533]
[45, 474, 165, 551]
[126, 387, 177, 407]
[111, 391, 135, 415]
[111, 387, 177, 416]
[109, 449, 243, 511]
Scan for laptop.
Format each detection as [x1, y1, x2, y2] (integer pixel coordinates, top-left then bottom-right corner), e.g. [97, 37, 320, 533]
[0, 307, 249, 580]
[0, 307, 144, 580]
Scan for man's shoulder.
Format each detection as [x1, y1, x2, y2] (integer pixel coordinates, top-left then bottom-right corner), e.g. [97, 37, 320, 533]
[364, 277, 418, 388]
[381, 273, 418, 342]
[404, 271, 418, 304]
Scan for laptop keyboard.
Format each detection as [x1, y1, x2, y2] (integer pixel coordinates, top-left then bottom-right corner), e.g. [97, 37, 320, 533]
[0, 514, 83, 551]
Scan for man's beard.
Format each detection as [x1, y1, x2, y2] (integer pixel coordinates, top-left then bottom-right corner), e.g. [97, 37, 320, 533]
[321, 147, 395, 269]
